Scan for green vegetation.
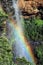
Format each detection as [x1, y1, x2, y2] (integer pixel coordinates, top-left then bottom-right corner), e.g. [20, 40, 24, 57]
[34, 44, 43, 65]
[0, 36, 15, 65]
[16, 57, 33, 65]
[24, 17, 43, 41]
[0, 7, 8, 36]
[0, 10, 8, 24]
[0, 6, 8, 27]
[0, 7, 8, 16]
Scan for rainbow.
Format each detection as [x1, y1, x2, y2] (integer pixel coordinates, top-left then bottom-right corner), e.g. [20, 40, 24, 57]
[8, 17, 36, 65]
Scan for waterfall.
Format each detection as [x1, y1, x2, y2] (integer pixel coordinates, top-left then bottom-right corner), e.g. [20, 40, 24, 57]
[12, 0, 26, 59]
[6, 0, 36, 64]
[12, 0, 23, 29]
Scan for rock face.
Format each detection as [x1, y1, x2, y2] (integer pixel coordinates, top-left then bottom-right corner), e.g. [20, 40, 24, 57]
[1, 0, 14, 15]
[19, 0, 43, 14]
[1, 0, 43, 18]
[18, 0, 43, 19]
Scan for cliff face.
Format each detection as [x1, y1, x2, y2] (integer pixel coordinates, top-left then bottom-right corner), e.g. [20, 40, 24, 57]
[1, 0, 43, 19]
[18, 0, 43, 19]
[18, 0, 43, 13]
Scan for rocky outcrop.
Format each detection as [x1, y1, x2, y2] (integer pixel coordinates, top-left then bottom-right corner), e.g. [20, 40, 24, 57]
[18, 0, 43, 19]
[1, 0, 43, 19]
[19, 0, 43, 13]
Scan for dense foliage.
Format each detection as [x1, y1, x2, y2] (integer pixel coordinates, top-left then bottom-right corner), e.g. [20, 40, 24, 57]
[16, 57, 32, 65]
[24, 17, 43, 41]
[0, 7, 8, 36]
[0, 6, 8, 16]
[34, 44, 43, 65]
[0, 37, 15, 65]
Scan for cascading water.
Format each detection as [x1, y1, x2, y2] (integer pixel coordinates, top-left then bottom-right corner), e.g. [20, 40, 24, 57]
[6, 0, 36, 65]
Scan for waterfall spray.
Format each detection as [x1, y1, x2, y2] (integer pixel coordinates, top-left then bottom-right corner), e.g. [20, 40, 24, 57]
[6, 0, 36, 65]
